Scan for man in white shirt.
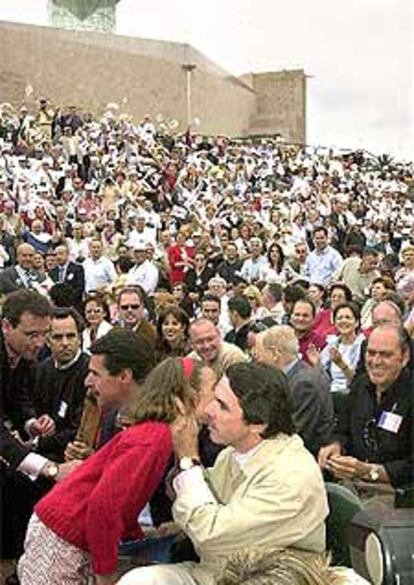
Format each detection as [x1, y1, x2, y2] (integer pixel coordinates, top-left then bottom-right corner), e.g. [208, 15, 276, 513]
[127, 215, 155, 249]
[126, 244, 159, 296]
[83, 238, 117, 293]
[240, 238, 267, 283]
[119, 362, 328, 585]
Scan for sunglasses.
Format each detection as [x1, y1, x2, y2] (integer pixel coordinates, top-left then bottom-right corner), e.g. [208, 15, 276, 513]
[120, 304, 141, 310]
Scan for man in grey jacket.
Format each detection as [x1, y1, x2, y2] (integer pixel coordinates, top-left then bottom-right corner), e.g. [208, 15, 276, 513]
[253, 325, 334, 457]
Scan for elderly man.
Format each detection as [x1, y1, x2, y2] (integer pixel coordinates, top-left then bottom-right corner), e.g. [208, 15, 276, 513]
[119, 362, 329, 585]
[126, 243, 159, 296]
[319, 324, 413, 489]
[304, 227, 343, 286]
[0, 243, 45, 295]
[188, 319, 247, 378]
[253, 325, 334, 457]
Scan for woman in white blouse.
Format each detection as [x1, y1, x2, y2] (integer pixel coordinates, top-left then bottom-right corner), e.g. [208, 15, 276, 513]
[82, 294, 113, 353]
[259, 242, 290, 285]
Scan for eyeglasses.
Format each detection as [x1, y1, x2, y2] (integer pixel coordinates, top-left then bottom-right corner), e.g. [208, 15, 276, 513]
[85, 308, 103, 314]
[120, 304, 141, 310]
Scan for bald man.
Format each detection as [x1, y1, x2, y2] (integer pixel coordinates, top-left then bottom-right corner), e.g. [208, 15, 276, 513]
[319, 324, 413, 490]
[0, 243, 46, 296]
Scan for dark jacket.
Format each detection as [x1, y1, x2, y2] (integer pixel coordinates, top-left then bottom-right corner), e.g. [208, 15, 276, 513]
[33, 352, 89, 461]
[184, 267, 215, 296]
[224, 322, 250, 352]
[0, 331, 37, 469]
[286, 359, 335, 457]
[0, 266, 45, 296]
[333, 368, 414, 488]
[49, 261, 85, 303]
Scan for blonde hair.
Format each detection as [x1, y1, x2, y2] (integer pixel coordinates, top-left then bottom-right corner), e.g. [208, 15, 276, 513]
[244, 285, 263, 306]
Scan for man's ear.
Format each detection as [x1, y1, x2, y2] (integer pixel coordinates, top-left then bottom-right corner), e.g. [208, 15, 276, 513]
[1, 319, 13, 337]
[118, 367, 133, 384]
[250, 422, 267, 438]
[401, 347, 410, 369]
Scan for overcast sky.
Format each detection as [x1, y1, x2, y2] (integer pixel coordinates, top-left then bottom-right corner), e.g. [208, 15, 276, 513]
[1, 0, 412, 159]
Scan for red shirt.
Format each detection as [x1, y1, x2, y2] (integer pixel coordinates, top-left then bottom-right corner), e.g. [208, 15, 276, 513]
[313, 308, 337, 343]
[299, 329, 326, 364]
[35, 421, 172, 576]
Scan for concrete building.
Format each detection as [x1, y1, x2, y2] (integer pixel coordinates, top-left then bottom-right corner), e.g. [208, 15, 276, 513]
[0, 20, 306, 142]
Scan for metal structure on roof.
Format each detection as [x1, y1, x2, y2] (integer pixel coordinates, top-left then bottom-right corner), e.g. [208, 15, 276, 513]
[48, 0, 121, 33]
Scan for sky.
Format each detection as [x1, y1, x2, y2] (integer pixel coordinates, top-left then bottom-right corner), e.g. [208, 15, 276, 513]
[0, 0, 412, 160]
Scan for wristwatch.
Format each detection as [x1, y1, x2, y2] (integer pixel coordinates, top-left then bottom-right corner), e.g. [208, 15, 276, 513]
[369, 464, 380, 482]
[179, 457, 201, 472]
[43, 461, 60, 481]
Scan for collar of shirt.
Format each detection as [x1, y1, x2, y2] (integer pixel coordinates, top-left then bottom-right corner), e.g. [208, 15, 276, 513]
[282, 357, 300, 376]
[232, 441, 264, 470]
[54, 349, 82, 371]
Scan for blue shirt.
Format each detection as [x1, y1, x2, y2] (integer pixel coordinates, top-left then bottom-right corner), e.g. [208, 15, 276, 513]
[304, 246, 343, 285]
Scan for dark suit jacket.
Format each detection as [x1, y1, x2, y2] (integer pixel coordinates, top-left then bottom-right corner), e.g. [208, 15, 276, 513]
[0, 332, 36, 470]
[286, 359, 335, 457]
[50, 261, 85, 303]
[0, 266, 45, 295]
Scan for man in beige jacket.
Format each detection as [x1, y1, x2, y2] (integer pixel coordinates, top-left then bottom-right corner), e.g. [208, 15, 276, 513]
[119, 363, 328, 585]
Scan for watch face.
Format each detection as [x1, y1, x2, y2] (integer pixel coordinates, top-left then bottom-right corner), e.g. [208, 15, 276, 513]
[179, 457, 193, 471]
[370, 468, 379, 481]
[47, 463, 59, 478]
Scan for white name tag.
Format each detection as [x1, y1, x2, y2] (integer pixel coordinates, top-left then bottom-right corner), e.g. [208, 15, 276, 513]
[58, 400, 68, 419]
[378, 411, 402, 434]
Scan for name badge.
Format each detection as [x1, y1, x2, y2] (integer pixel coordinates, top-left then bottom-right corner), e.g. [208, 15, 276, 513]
[378, 411, 403, 434]
[58, 400, 68, 419]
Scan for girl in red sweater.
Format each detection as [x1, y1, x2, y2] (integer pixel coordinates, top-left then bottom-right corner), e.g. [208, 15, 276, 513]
[18, 351, 215, 585]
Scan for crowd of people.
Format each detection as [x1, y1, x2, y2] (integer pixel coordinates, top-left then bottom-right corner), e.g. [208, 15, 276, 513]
[1, 98, 413, 585]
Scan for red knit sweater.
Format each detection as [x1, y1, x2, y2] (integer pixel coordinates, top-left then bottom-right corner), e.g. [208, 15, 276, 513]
[35, 421, 172, 576]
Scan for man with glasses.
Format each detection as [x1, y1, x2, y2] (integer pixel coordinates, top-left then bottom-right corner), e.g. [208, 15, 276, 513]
[318, 324, 413, 491]
[1, 291, 80, 563]
[117, 287, 157, 349]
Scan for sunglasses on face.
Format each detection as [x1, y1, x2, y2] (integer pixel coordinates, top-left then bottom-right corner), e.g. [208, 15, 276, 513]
[120, 304, 141, 310]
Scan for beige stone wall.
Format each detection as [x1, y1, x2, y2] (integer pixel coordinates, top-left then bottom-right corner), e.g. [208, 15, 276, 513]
[249, 71, 306, 142]
[0, 21, 305, 141]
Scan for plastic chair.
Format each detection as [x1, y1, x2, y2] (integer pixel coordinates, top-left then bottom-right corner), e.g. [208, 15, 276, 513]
[325, 482, 364, 567]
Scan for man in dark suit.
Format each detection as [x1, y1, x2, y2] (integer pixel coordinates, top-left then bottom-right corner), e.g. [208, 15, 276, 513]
[0, 290, 80, 561]
[253, 324, 334, 457]
[0, 243, 46, 296]
[184, 250, 215, 300]
[225, 295, 252, 352]
[50, 243, 85, 310]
